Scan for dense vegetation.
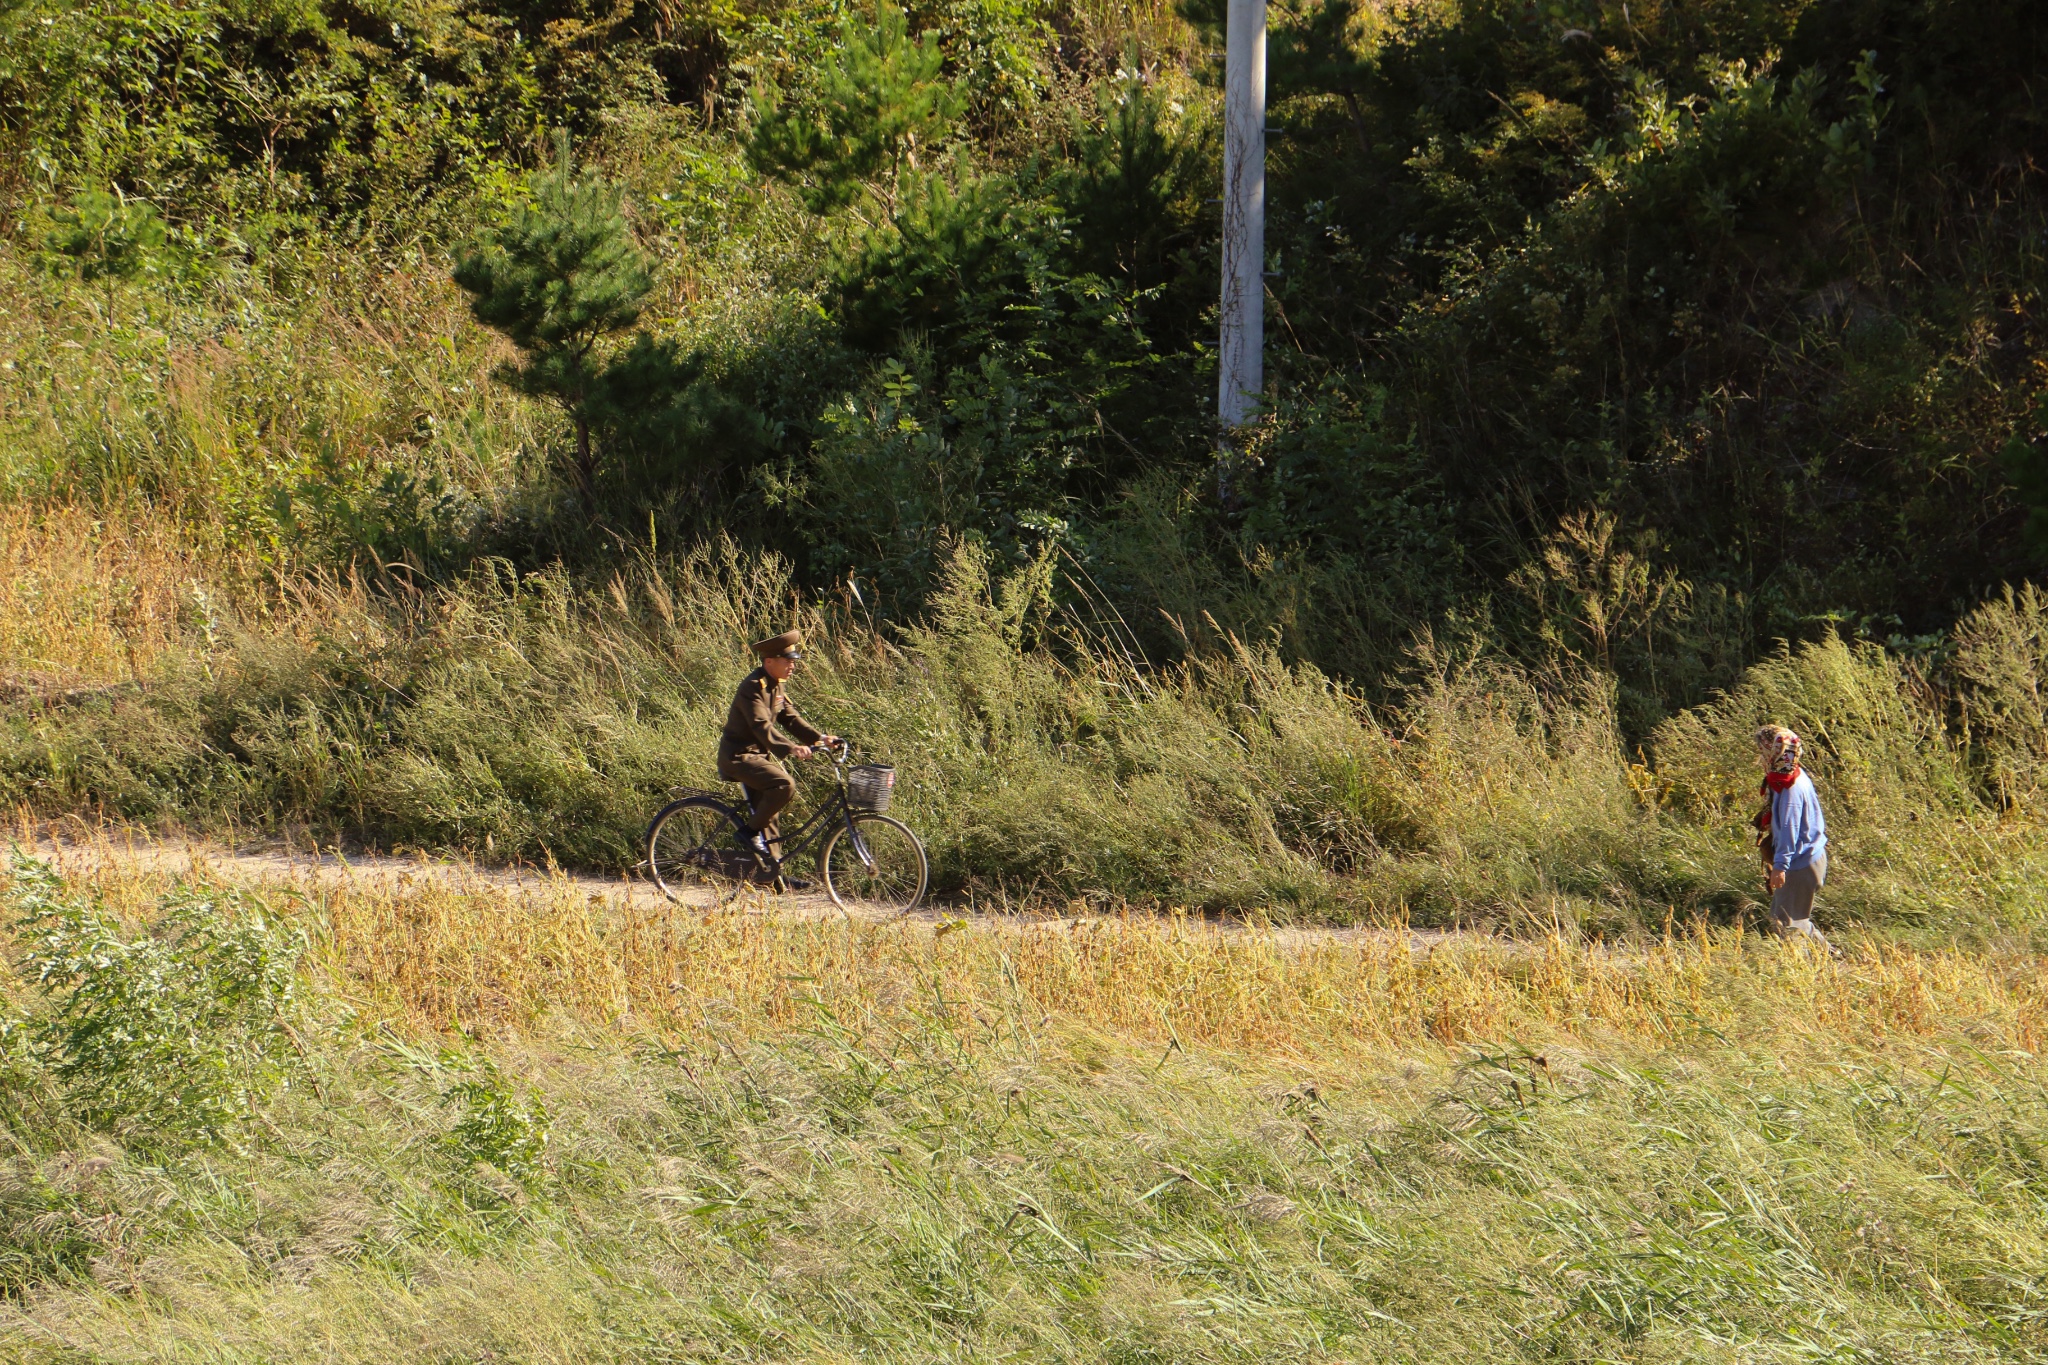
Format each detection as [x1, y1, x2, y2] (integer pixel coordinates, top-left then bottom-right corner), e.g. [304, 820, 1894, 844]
[2, 0, 2047, 930]
[0, 531, 2042, 938]
[7, 0, 2047, 709]
[3, 854, 2047, 1361]
[5, 9, 2048, 1353]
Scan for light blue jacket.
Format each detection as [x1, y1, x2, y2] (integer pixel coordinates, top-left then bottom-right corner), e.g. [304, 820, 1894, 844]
[1770, 771, 1827, 872]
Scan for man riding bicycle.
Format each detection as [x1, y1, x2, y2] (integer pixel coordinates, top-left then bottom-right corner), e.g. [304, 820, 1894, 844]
[643, 627, 926, 911]
[719, 629, 839, 862]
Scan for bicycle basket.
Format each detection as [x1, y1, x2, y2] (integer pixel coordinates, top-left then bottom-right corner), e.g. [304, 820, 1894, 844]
[847, 763, 897, 811]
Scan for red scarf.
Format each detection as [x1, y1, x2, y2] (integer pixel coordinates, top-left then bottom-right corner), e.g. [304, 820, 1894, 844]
[1760, 767, 1800, 795]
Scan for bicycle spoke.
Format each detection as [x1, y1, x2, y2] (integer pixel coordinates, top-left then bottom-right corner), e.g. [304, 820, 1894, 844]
[647, 798, 753, 907]
[822, 814, 927, 915]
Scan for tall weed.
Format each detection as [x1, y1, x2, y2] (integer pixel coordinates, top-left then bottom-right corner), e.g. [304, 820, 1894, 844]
[1651, 634, 2048, 931]
[1952, 583, 2048, 810]
[0, 503, 211, 686]
[0, 251, 542, 568]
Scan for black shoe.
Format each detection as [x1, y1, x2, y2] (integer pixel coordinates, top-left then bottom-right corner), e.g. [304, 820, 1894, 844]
[734, 827, 772, 861]
[780, 877, 815, 892]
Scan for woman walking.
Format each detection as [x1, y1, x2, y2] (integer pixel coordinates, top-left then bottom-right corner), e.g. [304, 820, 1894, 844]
[1755, 725, 1838, 953]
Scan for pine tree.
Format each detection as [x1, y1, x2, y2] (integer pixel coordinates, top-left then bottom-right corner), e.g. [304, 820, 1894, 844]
[749, 5, 963, 216]
[46, 187, 166, 327]
[453, 133, 654, 496]
[1057, 73, 1195, 286]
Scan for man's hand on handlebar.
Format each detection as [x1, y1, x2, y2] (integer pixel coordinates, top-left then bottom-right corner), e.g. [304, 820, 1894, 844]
[793, 736, 845, 761]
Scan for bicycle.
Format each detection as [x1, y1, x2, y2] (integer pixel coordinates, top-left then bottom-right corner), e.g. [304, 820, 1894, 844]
[644, 740, 929, 914]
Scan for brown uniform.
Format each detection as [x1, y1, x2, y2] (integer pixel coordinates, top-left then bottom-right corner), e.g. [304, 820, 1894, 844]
[717, 667, 823, 838]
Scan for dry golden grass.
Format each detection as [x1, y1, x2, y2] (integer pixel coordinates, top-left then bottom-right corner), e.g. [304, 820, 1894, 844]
[8, 846, 2047, 1365]
[320, 886, 2048, 1054]
[0, 503, 226, 687]
[31, 846, 2045, 1059]
[0, 498, 460, 692]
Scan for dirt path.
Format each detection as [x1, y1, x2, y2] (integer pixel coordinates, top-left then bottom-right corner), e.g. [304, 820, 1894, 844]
[19, 827, 1464, 951]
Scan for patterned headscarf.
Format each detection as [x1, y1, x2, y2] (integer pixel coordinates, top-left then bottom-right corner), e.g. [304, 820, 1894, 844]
[1755, 725, 1802, 789]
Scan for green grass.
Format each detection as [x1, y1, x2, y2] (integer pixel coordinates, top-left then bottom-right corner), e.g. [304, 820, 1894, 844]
[2, 903, 2044, 1362]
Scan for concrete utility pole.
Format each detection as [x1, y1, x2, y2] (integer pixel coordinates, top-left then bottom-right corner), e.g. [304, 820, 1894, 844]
[1218, 0, 1266, 436]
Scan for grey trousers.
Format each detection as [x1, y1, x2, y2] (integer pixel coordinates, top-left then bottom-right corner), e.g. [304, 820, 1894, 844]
[1769, 852, 1831, 945]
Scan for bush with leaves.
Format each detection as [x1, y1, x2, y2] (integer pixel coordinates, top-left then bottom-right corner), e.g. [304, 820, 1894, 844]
[7, 858, 307, 1144]
[445, 1066, 552, 1196]
[2004, 396, 2048, 566]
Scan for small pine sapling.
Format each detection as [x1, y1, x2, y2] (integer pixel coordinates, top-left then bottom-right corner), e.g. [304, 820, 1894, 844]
[749, 4, 963, 216]
[45, 187, 166, 326]
[453, 133, 655, 497]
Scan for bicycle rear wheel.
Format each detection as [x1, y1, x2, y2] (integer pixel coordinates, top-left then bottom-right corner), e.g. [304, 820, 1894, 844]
[819, 813, 928, 915]
[647, 796, 756, 906]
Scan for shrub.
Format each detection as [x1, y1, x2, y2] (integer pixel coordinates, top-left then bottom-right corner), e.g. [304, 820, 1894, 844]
[446, 1067, 552, 1195]
[8, 857, 307, 1143]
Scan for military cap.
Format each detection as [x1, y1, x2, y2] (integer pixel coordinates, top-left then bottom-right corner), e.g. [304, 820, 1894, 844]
[750, 629, 804, 659]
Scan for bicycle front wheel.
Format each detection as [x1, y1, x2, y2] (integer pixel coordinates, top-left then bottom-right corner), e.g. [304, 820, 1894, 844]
[819, 813, 928, 915]
[647, 796, 755, 907]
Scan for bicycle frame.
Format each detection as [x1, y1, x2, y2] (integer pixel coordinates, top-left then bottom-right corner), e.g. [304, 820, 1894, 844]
[726, 747, 877, 878]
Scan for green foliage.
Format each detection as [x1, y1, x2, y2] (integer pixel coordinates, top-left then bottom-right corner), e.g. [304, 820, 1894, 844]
[7, 857, 307, 1143]
[1181, 0, 1375, 135]
[748, 4, 963, 213]
[0, 0, 727, 236]
[43, 188, 166, 285]
[1231, 0, 2046, 696]
[1052, 71, 1203, 288]
[792, 104, 1203, 602]
[798, 213, 1183, 607]
[445, 1067, 551, 1194]
[921, 0, 1052, 119]
[454, 134, 656, 496]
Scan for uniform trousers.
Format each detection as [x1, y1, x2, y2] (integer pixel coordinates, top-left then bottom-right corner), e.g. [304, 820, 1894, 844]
[719, 749, 795, 845]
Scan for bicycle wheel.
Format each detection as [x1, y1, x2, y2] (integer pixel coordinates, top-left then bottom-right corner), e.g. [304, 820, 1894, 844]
[819, 813, 928, 915]
[647, 796, 755, 907]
